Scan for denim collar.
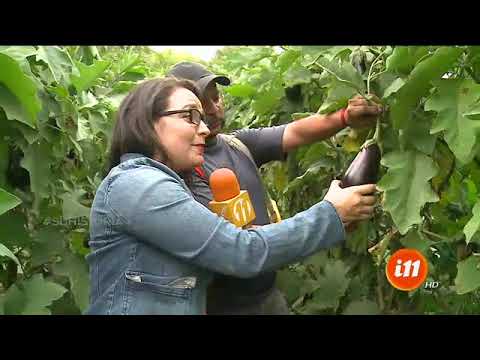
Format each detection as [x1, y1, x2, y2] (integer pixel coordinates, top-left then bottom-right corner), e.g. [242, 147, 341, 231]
[118, 153, 189, 189]
[120, 153, 146, 163]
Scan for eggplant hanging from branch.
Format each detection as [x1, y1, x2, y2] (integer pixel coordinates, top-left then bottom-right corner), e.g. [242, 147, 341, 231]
[340, 142, 381, 188]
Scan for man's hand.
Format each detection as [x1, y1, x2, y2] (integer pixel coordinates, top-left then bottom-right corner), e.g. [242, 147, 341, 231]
[345, 94, 383, 129]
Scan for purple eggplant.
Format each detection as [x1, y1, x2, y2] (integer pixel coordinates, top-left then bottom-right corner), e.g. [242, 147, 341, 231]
[340, 143, 381, 188]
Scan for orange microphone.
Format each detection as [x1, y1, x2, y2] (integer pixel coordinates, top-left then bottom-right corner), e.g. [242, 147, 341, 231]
[208, 168, 256, 228]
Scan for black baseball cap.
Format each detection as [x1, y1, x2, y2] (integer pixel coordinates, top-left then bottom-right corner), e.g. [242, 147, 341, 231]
[167, 62, 231, 95]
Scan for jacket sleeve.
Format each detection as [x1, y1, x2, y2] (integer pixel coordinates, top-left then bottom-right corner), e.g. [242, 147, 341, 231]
[106, 168, 346, 278]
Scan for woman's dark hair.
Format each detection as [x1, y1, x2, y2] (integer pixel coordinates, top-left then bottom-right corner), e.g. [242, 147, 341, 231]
[108, 77, 201, 172]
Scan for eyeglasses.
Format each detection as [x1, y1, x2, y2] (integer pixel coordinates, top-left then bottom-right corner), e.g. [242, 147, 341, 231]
[158, 109, 205, 126]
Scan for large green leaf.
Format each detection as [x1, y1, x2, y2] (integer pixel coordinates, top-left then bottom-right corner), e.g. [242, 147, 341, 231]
[401, 112, 437, 155]
[0, 84, 37, 131]
[31, 227, 66, 267]
[0, 46, 37, 74]
[318, 80, 357, 114]
[454, 256, 480, 295]
[0, 187, 21, 216]
[276, 49, 301, 73]
[386, 46, 430, 75]
[60, 189, 91, 220]
[36, 46, 74, 86]
[53, 249, 90, 312]
[71, 60, 110, 93]
[0, 243, 21, 268]
[463, 200, 480, 244]
[252, 87, 283, 115]
[0, 141, 8, 188]
[400, 229, 434, 254]
[2, 274, 67, 315]
[383, 78, 406, 99]
[302, 259, 350, 313]
[283, 64, 313, 88]
[225, 84, 257, 98]
[0, 212, 31, 249]
[377, 150, 439, 234]
[0, 53, 41, 127]
[343, 298, 380, 315]
[390, 47, 463, 129]
[0, 46, 37, 63]
[20, 141, 53, 200]
[425, 79, 480, 164]
[314, 57, 365, 94]
[276, 268, 303, 305]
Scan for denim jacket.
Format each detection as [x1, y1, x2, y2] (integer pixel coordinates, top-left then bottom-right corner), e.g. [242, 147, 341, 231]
[85, 153, 346, 315]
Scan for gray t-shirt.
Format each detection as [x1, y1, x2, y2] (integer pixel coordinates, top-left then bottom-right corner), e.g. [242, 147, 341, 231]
[189, 125, 287, 306]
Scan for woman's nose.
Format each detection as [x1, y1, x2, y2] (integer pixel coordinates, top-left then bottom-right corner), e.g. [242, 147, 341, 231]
[198, 120, 210, 137]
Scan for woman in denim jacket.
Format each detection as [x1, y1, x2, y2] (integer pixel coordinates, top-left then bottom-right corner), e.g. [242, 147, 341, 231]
[85, 78, 378, 315]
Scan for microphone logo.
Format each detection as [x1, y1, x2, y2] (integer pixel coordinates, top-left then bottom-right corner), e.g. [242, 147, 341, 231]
[232, 197, 254, 225]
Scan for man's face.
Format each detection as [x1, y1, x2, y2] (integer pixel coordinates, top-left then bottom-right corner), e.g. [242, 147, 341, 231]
[202, 82, 225, 138]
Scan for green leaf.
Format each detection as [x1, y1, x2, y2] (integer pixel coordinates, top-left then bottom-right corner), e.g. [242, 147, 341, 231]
[305, 259, 350, 312]
[53, 250, 89, 312]
[276, 49, 301, 73]
[314, 57, 365, 94]
[425, 79, 480, 164]
[454, 256, 480, 295]
[346, 221, 372, 254]
[0, 53, 41, 127]
[400, 229, 434, 254]
[0, 212, 31, 249]
[0, 46, 37, 63]
[0, 141, 8, 188]
[70, 230, 90, 257]
[2, 274, 67, 315]
[31, 227, 66, 267]
[0, 187, 21, 216]
[76, 115, 91, 141]
[60, 189, 91, 220]
[302, 251, 328, 274]
[276, 267, 303, 305]
[390, 47, 463, 129]
[343, 298, 380, 315]
[20, 141, 52, 199]
[0, 243, 21, 268]
[401, 112, 437, 155]
[36, 46, 74, 86]
[383, 78, 406, 98]
[378, 150, 439, 234]
[252, 89, 282, 115]
[225, 84, 257, 98]
[386, 46, 430, 75]
[464, 201, 480, 244]
[283, 64, 313, 88]
[464, 101, 480, 120]
[318, 80, 357, 114]
[71, 60, 109, 93]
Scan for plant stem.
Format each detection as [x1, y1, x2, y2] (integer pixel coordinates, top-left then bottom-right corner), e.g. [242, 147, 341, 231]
[421, 229, 450, 242]
[377, 270, 385, 312]
[367, 49, 387, 94]
[465, 67, 480, 84]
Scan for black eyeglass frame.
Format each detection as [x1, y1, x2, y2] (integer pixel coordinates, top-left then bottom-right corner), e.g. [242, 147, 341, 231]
[157, 109, 205, 126]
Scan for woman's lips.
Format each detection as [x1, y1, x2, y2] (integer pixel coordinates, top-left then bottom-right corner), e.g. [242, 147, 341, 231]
[193, 144, 205, 155]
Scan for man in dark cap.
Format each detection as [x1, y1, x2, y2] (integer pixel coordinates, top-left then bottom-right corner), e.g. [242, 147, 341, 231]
[168, 61, 382, 315]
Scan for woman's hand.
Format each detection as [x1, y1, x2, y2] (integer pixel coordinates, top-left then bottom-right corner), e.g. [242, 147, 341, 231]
[324, 180, 377, 224]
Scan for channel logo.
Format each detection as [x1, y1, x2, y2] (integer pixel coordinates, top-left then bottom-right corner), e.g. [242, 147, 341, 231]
[385, 248, 428, 291]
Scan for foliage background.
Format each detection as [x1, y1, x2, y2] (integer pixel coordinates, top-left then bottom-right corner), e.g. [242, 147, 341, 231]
[1, 45, 480, 315]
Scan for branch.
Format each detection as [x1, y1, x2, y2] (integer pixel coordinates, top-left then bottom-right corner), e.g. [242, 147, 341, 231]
[465, 66, 480, 84]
